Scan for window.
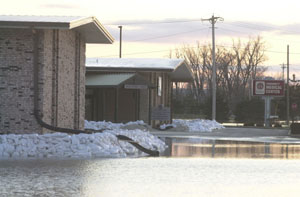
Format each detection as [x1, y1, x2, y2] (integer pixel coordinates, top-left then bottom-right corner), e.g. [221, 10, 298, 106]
[157, 76, 162, 96]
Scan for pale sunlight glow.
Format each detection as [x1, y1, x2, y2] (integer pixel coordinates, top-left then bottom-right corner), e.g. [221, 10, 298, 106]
[1, 0, 300, 66]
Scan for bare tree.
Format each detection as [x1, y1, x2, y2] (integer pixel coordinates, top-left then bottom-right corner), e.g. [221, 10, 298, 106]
[170, 36, 268, 114]
[170, 42, 212, 103]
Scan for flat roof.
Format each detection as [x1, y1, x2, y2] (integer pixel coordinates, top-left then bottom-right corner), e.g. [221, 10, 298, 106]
[86, 58, 194, 82]
[0, 15, 114, 44]
[87, 58, 183, 71]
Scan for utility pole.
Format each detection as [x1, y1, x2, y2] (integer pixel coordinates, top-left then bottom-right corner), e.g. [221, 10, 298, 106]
[118, 26, 122, 58]
[286, 45, 290, 126]
[202, 15, 223, 120]
[280, 63, 286, 81]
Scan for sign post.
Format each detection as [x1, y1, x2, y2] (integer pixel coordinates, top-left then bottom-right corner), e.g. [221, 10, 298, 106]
[264, 96, 272, 127]
[253, 80, 284, 127]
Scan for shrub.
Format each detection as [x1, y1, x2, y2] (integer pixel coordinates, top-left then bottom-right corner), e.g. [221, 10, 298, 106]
[235, 98, 264, 123]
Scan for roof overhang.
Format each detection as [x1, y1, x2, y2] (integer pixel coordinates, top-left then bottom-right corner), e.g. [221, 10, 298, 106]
[70, 17, 114, 44]
[0, 15, 114, 44]
[86, 73, 155, 88]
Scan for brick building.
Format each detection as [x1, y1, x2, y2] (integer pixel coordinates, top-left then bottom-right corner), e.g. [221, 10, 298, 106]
[0, 16, 114, 134]
[85, 58, 193, 127]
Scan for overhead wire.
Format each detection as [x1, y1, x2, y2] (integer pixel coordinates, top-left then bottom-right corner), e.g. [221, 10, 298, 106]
[104, 18, 300, 35]
[104, 19, 203, 26]
[216, 27, 300, 46]
[129, 27, 208, 42]
[101, 49, 173, 57]
[99, 18, 300, 57]
[101, 42, 300, 58]
[220, 21, 300, 38]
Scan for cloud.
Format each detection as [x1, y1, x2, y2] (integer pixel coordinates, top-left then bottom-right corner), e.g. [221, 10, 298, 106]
[103, 19, 300, 44]
[277, 23, 300, 35]
[220, 21, 300, 36]
[104, 19, 212, 44]
[217, 21, 277, 37]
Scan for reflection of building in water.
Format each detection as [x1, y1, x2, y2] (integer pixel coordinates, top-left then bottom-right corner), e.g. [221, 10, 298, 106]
[171, 139, 300, 159]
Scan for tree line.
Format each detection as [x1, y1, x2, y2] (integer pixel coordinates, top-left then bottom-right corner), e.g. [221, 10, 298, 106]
[170, 36, 269, 122]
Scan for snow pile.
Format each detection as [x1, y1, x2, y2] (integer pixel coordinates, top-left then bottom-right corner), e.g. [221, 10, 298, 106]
[161, 119, 225, 132]
[0, 121, 166, 160]
[85, 120, 146, 130]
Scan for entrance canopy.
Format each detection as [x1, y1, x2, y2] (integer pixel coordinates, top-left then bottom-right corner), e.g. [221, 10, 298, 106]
[86, 73, 155, 88]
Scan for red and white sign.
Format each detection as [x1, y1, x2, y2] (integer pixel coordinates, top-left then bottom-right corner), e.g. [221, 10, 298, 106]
[253, 80, 284, 96]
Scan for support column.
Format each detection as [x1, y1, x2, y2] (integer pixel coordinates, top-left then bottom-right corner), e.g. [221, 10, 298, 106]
[264, 96, 272, 127]
[114, 88, 119, 123]
[148, 88, 152, 125]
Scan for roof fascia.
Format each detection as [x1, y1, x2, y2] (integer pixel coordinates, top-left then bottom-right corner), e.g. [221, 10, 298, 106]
[70, 16, 114, 44]
[86, 66, 173, 72]
[0, 21, 69, 29]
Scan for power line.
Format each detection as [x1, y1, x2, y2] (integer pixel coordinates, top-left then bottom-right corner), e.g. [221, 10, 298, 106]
[213, 42, 300, 55]
[104, 17, 300, 37]
[104, 18, 203, 26]
[99, 42, 300, 58]
[129, 27, 208, 42]
[223, 21, 300, 35]
[100, 18, 300, 57]
[105, 18, 300, 35]
[100, 49, 173, 57]
[218, 27, 300, 44]
[107, 23, 300, 48]
[104, 18, 300, 47]
[228, 21, 276, 31]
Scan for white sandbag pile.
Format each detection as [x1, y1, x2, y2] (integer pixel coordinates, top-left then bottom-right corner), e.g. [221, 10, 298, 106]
[174, 119, 225, 132]
[160, 119, 225, 132]
[0, 123, 166, 159]
[84, 120, 148, 130]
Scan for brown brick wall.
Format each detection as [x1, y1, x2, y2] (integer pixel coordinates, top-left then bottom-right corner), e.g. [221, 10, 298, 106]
[0, 28, 86, 134]
[79, 37, 86, 130]
[56, 30, 76, 129]
[0, 29, 41, 133]
[42, 30, 54, 128]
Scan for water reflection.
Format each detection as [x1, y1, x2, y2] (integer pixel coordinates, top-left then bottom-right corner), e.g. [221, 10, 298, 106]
[163, 138, 300, 159]
[2, 140, 300, 196]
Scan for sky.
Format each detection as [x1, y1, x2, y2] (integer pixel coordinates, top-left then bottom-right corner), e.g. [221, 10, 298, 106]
[2, 0, 300, 76]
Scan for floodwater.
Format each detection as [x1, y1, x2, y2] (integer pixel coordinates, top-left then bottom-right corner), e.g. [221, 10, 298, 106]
[163, 137, 300, 159]
[1, 138, 300, 197]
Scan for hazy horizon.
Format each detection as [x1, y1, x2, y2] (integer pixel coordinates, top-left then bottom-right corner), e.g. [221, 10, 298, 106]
[2, 0, 300, 66]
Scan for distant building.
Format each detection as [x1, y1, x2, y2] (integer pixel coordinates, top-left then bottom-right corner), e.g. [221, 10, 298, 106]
[0, 16, 114, 134]
[86, 58, 193, 127]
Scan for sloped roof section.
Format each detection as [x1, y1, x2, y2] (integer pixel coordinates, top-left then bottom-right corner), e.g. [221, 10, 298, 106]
[0, 15, 114, 44]
[86, 73, 155, 88]
[86, 73, 135, 87]
[86, 58, 194, 82]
